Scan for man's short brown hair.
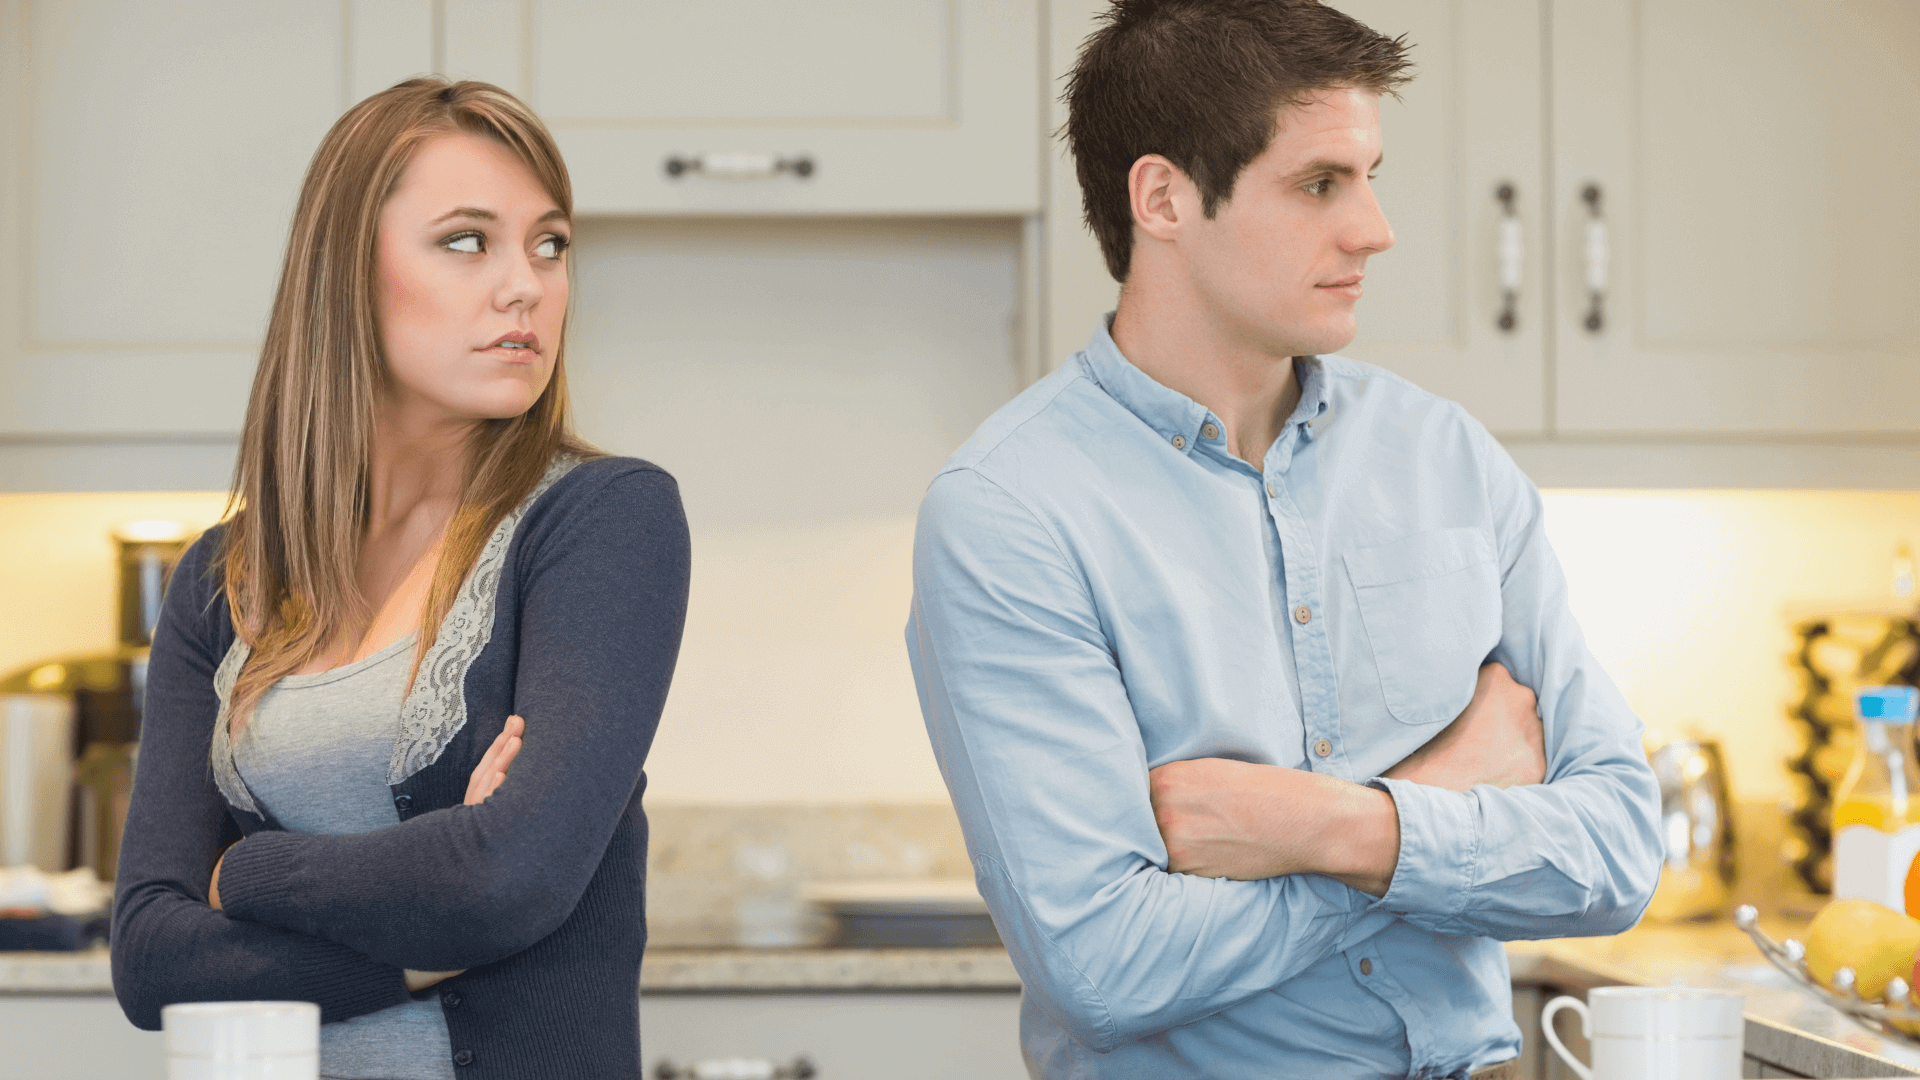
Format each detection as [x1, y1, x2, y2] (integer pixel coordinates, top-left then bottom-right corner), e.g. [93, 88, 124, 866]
[1064, 0, 1413, 281]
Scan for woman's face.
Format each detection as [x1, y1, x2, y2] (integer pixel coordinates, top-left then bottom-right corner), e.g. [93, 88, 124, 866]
[374, 132, 570, 430]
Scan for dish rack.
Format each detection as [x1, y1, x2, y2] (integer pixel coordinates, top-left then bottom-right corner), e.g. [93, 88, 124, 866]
[1735, 904, 1920, 1048]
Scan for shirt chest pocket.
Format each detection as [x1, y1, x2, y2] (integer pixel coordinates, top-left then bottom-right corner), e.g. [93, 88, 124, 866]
[1343, 526, 1503, 726]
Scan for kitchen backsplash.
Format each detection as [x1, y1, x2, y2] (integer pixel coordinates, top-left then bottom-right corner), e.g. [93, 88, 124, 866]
[3, 489, 1916, 808]
[646, 802, 970, 948]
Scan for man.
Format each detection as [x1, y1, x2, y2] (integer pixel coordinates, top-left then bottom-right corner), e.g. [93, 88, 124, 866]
[905, 1, 1663, 1076]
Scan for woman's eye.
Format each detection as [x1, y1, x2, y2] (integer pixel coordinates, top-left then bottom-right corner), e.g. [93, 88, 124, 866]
[534, 235, 570, 260]
[444, 232, 484, 254]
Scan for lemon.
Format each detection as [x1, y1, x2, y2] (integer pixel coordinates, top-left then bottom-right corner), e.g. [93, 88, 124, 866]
[1805, 898, 1920, 1000]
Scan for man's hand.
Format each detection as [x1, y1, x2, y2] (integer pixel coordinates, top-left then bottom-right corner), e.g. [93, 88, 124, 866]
[1383, 663, 1544, 792]
[1148, 758, 1400, 895]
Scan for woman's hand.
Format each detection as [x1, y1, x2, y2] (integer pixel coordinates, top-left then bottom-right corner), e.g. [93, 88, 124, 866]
[404, 968, 462, 992]
[465, 714, 525, 805]
[405, 716, 528, 990]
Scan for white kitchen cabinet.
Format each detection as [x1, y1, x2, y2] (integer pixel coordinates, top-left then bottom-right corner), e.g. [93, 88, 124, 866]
[442, 0, 1041, 216]
[1043, 0, 1549, 435]
[1328, 0, 1550, 437]
[1550, 0, 1920, 438]
[0, 0, 434, 488]
[0, 996, 163, 1080]
[1041, 0, 1920, 480]
[640, 991, 1026, 1080]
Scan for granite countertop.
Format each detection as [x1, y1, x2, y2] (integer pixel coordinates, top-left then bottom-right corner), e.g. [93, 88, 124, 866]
[9, 918, 1920, 1076]
[0, 943, 1022, 995]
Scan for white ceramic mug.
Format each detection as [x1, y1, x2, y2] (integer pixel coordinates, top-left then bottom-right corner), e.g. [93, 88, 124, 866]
[162, 1001, 318, 1080]
[1541, 986, 1743, 1080]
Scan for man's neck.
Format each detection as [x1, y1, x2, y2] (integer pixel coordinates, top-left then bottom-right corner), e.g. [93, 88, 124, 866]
[1109, 287, 1303, 469]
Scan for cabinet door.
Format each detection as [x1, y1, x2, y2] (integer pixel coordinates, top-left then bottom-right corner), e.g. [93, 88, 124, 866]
[444, 0, 1040, 216]
[1042, 0, 1549, 434]
[1552, 1, 1920, 436]
[640, 992, 1026, 1080]
[0, 0, 433, 444]
[1329, 0, 1548, 436]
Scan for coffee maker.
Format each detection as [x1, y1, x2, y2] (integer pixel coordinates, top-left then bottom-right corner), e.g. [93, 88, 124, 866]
[0, 521, 193, 881]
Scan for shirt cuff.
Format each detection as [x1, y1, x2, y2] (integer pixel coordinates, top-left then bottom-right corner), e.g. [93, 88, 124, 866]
[1367, 776, 1479, 920]
[217, 831, 306, 934]
[219, 835, 412, 1023]
[291, 938, 414, 1024]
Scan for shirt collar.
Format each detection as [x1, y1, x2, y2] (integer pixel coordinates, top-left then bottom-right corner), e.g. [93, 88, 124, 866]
[1080, 314, 1333, 460]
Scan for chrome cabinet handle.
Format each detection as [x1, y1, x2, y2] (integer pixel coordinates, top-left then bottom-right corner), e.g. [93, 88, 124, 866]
[1495, 182, 1522, 333]
[653, 1055, 816, 1080]
[1581, 183, 1608, 333]
[663, 152, 815, 181]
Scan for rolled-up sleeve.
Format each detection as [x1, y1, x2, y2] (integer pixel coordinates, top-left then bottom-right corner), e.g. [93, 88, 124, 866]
[908, 468, 1393, 1052]
[1368, 428, 1663, 938]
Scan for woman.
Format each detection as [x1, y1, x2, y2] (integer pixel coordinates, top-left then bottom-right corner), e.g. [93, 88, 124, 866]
[110, 79, 689, 1079]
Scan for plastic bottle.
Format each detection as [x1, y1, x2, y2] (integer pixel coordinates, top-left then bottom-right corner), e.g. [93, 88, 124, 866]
[1833, 686, 1920, 915]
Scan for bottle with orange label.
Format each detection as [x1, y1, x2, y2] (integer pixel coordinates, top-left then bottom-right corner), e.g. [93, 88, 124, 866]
[1833, 686, 1920, 915]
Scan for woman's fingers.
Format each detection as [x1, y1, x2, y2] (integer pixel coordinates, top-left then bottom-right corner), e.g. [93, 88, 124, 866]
[463, 716, 526, 806]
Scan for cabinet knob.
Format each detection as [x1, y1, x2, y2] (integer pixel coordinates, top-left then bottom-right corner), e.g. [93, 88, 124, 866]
[663, 153, 816, 181]
[1581, 183, 1608, 334]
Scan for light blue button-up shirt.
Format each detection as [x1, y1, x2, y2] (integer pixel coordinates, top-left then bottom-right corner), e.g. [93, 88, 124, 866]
[906, 318, 1663, 1079]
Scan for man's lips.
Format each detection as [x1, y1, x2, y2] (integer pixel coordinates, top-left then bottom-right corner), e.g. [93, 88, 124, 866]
[1318, 275, 1364, 288]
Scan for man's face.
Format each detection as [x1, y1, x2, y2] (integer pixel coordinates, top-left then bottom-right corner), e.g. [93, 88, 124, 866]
[1180, 87, 1393, 358]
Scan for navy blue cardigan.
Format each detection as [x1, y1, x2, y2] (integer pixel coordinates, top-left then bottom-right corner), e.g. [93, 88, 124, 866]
[112, 456, 690, 1079]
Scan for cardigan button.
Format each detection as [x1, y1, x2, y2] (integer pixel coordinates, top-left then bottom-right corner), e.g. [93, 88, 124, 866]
[453, 1049, 474, 1067]
[394, 794, 413, 812]
[441, 989, 462, 1008]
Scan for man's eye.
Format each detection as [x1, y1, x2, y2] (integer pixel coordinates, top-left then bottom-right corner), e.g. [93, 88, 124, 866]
[1305, 179, 1333, 197]
[444, 232, 484, 254]
[534, 235, 570, 260]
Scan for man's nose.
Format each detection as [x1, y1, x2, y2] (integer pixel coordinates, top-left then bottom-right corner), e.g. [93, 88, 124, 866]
[1344, 183, 1395, 256]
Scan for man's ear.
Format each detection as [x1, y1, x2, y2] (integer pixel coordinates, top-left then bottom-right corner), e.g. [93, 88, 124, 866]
[1128, 154, 1186, 244]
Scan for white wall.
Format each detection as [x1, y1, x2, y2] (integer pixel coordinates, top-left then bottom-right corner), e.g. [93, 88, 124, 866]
[564, 217, 1022, 802]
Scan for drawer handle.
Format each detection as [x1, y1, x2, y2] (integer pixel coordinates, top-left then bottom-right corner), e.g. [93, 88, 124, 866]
[1580, 183, 1608, 334]
[663, 152, 816, 181]
[1494, 181, 1522, 333]
[652, 1054, 817, 1079]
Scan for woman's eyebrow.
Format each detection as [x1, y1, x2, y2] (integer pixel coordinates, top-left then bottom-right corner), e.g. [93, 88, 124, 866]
[428, 206, 495, 226]
[426, 206, 570, 226]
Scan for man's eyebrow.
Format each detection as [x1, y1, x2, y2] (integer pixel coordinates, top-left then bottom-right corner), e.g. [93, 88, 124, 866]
[426, 206, 571, 227]
[1283, 154, 1385, 183]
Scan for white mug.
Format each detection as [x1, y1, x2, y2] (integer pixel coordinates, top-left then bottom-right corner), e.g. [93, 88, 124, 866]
[162, 1001, 319, 1080]
[1541, 986, 1744, 1080]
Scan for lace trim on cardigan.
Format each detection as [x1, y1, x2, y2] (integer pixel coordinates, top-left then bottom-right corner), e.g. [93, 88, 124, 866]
[206, 454, 582, 810]
[209, 635, 259, 816]
[387, 454, 581, 783]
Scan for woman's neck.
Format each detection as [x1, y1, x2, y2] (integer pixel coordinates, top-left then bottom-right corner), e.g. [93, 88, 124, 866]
[367, 398, 476, 536]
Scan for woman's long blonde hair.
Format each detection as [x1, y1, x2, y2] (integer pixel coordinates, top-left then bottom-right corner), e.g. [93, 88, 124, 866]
[222, 78, 597, 728]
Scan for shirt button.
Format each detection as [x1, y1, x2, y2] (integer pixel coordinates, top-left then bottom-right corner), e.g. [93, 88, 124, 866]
[453, 1049, 475, 1067]
[442, 989, 463, 1008]
[1294, 605, 1311, 624]
[1201, 422, 1219, 440]
[1265, 482, 1277, 498]
[1360, 958, 1373, 976]
[1171, 434, 1187, 450]
[393, 794, 413, 812]
[1314, 739, 1332, 758]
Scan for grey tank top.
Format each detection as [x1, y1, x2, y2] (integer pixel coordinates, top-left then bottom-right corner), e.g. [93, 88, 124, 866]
[232, 632, 456, 1080]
